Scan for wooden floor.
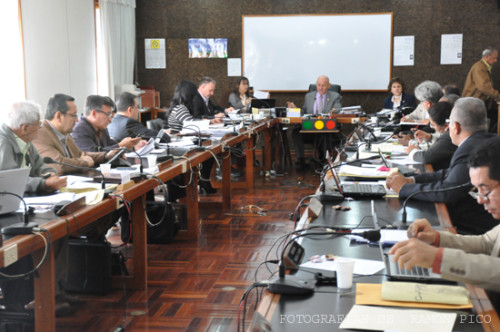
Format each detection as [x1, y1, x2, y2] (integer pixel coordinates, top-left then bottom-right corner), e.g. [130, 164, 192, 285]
[56, 166, 320, 331]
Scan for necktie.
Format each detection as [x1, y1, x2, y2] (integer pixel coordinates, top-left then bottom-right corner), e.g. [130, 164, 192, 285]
[317, 95, 324, 114]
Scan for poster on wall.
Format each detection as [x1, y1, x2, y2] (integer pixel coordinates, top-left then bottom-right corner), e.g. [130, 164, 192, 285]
[189, 39, 228, 58]
[394, 36, 414, 66]
[441, 34, 463, 65]
[145, 39, 166, 69]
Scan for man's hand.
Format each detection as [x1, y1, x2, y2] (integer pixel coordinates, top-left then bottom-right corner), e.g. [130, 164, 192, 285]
[286, 101, 296, 108]
[405, 144, 419, 154]
[211, 117, 223, 124]
[45, 175, 67, 191]
[134, 139, 148, 150]
[406, 218, 437, 244]
[389, 238, 439, 270]
[80, 155, 94, 167]
[215, 112, 225, 118]
[119, 137, 142, 150]
[385, 172, 412, 193]
[397, 134, 412, 146]
[414, 130, 431, 142]
[225, 107, 237, 113]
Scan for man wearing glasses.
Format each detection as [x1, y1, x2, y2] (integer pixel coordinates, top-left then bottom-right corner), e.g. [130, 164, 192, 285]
[386, 97, 497, 234]
[72, 95, 144, 153]
[390, 135, 500, 295]
[32, 93, 116, 174]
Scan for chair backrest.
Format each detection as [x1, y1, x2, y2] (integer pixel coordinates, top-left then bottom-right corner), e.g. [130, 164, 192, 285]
[308, 83, 341, 94]
[146, 118, 167, 131]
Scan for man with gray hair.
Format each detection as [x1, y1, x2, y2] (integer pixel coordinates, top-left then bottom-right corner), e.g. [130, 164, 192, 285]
[401, 80, 443, 123]
[192, 76, 234, 119]
[463, 47, 500, 131]
[0, 101, 66, 192]
[387, 97, 498, 234]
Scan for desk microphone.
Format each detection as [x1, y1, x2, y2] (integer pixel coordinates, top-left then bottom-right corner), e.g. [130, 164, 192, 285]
[182, 125, 205, 151]
[127, 129, 169, 144]
[43, 157, 106, 190]
[399, 182, 472, 229]
[0, 192, 37, 236]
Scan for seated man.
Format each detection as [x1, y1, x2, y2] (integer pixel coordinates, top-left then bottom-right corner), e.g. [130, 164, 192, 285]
[386, 97, 497, 234]
[192, 76, 234, 120]
[390, 135, 500, 297]
[72, 95, 144, 152]
[32, 93, 116, 174]
[288, 75, 342, 170]
[108, 91, 169, 142]
[0, 101, 75, 315]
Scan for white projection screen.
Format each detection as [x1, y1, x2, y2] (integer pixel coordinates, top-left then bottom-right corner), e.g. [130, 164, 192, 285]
[243, 13, 393, 91]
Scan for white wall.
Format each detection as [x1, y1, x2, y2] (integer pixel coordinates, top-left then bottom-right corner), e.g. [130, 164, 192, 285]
[21, 0, 97, 115]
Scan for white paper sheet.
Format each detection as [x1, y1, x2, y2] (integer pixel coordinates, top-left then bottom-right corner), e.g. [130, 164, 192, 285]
[300, 256, 384, 276]
[340, 305, 457, 332]
[394, 36, 414, 66]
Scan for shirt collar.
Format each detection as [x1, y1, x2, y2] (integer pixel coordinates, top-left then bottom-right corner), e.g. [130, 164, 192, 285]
[482, 59, 492, 73]
[47, 120, 67, 142]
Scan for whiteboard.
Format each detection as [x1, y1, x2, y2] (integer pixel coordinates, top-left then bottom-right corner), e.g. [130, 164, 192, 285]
[243, 13, 393, 91]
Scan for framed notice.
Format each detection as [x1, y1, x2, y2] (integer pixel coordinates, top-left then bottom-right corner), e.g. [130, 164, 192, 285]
[145, 39, 166, 69]
[441, 34, 463, 65]
[188, 38, 228, 58]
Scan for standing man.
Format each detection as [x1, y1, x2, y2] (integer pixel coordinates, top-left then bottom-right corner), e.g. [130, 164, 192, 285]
[108, 91, 168, 142]
[386, 97, 497, 235]
[32, 94, 115, 175]
[192, 76, 234, 119]
[289, 75, 342, 170]
[463, 47, 500, 131]
[72, 94, 143, 152]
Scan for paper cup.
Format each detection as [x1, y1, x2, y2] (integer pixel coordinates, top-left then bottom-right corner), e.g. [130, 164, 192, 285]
[100, 163, 111, 174]
[374, 128, 382, 137]
[336, 259, 355, 289]
[147, 155, 157, 168]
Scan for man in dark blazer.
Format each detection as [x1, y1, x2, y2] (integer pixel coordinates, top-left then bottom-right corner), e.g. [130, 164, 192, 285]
[72, 95, 143, 152]
[289, 75, 342, 169]
[386, 97, 498, 234]
[192, 76, 234, 119]
[108, 92, 169, 142]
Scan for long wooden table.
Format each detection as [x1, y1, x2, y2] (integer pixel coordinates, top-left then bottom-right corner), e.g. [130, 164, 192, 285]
[0, 118, 277, 331]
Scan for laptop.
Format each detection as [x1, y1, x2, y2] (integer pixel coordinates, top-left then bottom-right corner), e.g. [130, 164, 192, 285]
[0, 168, 30, 214]
[250, 98, 276, 109]
[325, 154, 386, 198]
[371, 201, 443, 282]
[378, 149, 417, 177]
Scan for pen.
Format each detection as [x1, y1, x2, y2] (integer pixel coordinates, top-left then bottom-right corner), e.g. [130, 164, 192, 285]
[42, 173, 52, 179]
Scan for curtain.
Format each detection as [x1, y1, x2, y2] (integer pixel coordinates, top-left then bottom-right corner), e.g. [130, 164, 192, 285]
[98, 0, 136, 99]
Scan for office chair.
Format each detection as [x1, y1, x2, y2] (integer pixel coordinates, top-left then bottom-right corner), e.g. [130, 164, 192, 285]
[308, 83, 341, 94]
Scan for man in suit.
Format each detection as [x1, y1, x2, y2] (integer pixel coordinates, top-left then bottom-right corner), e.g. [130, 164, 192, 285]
[72, 94, 143, 152]
[290, 75, 342, 170]
[192, 76, 234, 120]
[463, 47, 500, 131]
[390, 135, 500, 294]
[32, 93, 115, 175]
[386, 97, 497, 234]
[108, 92, 169, 142]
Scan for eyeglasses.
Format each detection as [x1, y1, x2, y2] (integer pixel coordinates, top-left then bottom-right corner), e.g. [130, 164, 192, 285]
[96, 109, 114, 118]
[469, 184, 500, 201]
[64, 112, 79, 119]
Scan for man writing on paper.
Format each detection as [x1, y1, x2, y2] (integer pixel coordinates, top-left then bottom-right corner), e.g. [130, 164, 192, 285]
[192, 76, 234, 120]
[386, 97, 497, 234]
[32, 93, 117, 174]
[463, 47, 500, 132]
[288, 75, 342, 170]
[390, 135, 500, 297]
[72, 95, 145, 153]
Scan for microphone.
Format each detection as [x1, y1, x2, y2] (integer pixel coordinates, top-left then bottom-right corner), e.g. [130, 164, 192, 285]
[399, 182, 472, 229]
[267, 228, 381, 295]
[127, 129, 170, 143]
[43, 156, 106, 190]
[183, 124, 205, 151]
[0, 192, 37, 236]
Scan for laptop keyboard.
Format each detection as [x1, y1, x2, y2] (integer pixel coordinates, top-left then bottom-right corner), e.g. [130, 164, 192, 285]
[391, 259, 430, 277]
[345, 183, 384, 193]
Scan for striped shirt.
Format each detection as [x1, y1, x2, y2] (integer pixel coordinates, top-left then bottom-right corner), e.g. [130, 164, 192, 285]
[168, 104, 193, 133]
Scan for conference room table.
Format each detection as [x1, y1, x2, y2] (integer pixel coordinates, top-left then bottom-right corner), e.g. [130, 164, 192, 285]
[253, 165, 500, 332]
[0, 118, 277, 331]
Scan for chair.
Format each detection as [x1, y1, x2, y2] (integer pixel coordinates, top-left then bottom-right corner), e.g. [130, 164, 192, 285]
[308, 83, 341, 94]
[146, 118, 167, 131]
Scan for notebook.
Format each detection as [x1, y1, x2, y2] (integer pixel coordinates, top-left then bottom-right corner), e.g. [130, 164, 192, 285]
[0, 168, 30, 214]
[371, 201, 443, 282]
[325, 155, 386, 198]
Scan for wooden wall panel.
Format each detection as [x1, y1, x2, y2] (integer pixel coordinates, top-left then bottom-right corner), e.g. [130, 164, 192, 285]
[136, 0, 500, 113]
